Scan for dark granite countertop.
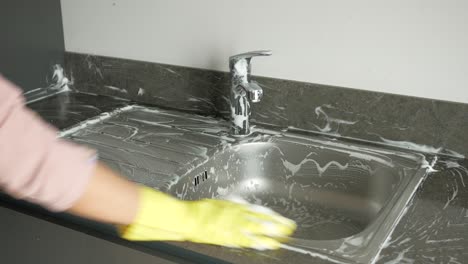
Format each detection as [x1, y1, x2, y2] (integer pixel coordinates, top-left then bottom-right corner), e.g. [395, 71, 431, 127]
[11, 92, 468, 263]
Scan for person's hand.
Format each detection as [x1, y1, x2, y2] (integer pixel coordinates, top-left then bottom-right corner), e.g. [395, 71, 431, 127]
[118, 186, 296, 250]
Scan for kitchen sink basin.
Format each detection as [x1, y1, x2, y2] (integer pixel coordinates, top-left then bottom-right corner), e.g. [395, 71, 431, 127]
[64, 105, 429, 263]
[169, 137, 397, 240]
[165, 134, 428, 263]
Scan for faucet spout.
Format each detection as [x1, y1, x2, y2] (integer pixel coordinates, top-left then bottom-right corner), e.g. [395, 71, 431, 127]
[229, 50, 271, 136]
[242, 81, 263, 103]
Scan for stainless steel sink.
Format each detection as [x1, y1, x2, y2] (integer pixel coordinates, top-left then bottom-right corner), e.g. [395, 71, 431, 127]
[165, 133, 428, 263]
[64, 105, 429, 263]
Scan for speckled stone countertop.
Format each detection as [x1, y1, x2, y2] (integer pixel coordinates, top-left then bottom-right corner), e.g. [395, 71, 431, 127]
[18, 91, 468, 263]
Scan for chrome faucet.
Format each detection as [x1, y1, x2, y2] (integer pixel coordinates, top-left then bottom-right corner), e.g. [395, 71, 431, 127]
[229, 50, 272, 135]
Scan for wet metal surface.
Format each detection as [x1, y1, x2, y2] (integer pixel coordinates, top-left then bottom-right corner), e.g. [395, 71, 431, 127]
[60, 98, 429, 263]
[168, 134, 428, 263]
[28, 92, 130, 130]
[65, 105, 231, 190]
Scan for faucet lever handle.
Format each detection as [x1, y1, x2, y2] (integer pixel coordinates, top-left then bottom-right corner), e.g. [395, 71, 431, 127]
[229, 50, 272, 66]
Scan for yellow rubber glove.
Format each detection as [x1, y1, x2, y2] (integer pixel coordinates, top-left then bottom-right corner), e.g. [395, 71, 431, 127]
[118, 186, 296, 250]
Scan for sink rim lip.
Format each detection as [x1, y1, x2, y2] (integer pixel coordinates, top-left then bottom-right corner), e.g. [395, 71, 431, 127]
[168, 134, 430, 264]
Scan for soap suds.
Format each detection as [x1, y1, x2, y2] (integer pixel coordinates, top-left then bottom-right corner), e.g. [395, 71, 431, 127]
[25, 64, 71, 104]
[104, 85, 128, 94]
[314, 106, 357, 134]
[421, 156, 438, 173]
[51, 64, 70, 91]
[59, 103, 441, 264]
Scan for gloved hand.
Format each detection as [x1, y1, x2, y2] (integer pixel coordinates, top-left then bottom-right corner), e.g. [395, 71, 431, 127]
[118, 186, 296, 250]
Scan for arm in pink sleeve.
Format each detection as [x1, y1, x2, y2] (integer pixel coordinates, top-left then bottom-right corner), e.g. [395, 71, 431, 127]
[0, 75, 96, 212]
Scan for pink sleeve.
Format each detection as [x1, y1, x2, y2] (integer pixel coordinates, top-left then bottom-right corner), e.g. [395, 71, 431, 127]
[0, 75, 96, 212]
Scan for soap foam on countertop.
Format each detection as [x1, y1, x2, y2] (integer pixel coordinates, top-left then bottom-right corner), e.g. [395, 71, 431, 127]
[25, 64, 71, 104]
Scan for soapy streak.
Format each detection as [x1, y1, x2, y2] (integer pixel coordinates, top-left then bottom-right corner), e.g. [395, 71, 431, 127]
[286, 125, 464, 160]
[381, 245, 414, 264]
[425, 238, 463, 243]
[279, 131, 403, 167]
[283, 158, 348, 177]
[104, 85, 128, 94]
[443, 160, 467, 187]
[443, 183, 458, 210]
[314, 106, 357, 133]
[380, 137, 442, 154]
[280, 244, 347, 264]
[380, 137, 465, 159]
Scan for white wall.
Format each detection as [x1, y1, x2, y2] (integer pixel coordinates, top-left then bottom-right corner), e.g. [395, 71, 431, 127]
[61, 0, 468, 103]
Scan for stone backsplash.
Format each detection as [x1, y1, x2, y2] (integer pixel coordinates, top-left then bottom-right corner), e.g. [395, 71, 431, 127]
[65, 52, 468, 158]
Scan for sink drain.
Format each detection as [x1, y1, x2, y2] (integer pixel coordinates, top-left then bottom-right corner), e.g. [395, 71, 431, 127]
[194, 171, 208, 186]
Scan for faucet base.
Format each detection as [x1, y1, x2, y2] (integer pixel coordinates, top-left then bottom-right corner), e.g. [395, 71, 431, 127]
[230, 93, 251, 136]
